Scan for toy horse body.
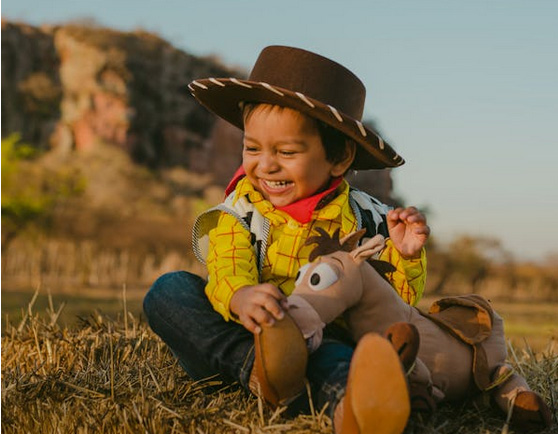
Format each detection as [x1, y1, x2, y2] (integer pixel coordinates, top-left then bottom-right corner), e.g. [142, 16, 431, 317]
[331, 254, 505, 400]
[288, 229, 551, 429]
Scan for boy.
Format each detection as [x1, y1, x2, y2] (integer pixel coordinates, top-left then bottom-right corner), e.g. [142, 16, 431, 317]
[144, 46, 429, 433]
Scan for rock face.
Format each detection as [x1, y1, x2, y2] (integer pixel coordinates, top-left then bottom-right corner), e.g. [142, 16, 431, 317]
[1, 20, 395, 200]
[2, 21, 243, 176]
[2, 21, 61, 149]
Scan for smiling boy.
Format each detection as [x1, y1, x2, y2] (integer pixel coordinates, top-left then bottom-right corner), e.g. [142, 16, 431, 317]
[144, 46, 430, 433]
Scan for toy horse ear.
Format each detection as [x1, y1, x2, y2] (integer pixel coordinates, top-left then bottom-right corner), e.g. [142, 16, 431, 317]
[350, 233, 386, 263]
[340, 229, 367, 251]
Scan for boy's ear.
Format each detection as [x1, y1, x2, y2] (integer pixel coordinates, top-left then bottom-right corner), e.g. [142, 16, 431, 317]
[331, 141, 356, 177]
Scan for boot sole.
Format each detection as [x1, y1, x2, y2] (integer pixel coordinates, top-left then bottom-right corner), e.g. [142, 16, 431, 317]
[254, 313, 308, 406]
[347, 333, 410, 434]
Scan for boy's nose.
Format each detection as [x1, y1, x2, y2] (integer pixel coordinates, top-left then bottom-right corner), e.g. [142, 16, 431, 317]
[259, 152, 280, 173]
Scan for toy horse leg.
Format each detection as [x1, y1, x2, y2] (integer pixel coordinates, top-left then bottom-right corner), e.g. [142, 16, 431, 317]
[478, 312, 553, 430]
[491, 364, 553, 431]
[408, 357, 443, 413]
[383, 322, 440, 415]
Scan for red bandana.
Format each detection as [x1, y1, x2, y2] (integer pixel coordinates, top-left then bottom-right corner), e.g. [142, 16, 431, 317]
[225, 166, 343, 224]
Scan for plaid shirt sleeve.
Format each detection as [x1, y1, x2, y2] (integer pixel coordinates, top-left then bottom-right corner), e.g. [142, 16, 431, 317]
[205, 212, 259, 321]
[379, 239, 427, 306]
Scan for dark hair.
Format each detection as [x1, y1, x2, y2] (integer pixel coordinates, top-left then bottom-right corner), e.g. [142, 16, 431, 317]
[242, 103, 354, 165]
[315, 120, 354, 165]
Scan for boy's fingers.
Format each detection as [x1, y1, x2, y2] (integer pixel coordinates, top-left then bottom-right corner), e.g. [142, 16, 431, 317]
[251, 292, 284, 321]
[262, 298, 285, 321]
[242, 316, 261, 334]
[259, 283, 287, 301]
[408, 214, 427, 225]
[252, 307, 276, 327]
[400, 207, 419, 220]
[387, 208, 402, 221]
[414, 225, 431, 236]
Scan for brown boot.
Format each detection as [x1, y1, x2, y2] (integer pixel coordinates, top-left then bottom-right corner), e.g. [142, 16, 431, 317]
[337, 333, 410, 434]
[510, 390, 553, 432]
[491, 364, 553, 431]
[249, 313, 308, 407]
[383, 322, 420, 373]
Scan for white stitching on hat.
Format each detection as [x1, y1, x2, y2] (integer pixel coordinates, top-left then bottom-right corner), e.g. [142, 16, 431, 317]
[209, 78, 225, 87]
[378, 136, 385, 150]
[187, 84, 195, 92]
[328, 105, 343, 123]
[230, 78, 253, 88]
[393, 154, 400, 160]
[260, 82, 284, 96]
[295, 92, 315, 108]
[355, 120, 367, 137]
[192, 80, 208, 90]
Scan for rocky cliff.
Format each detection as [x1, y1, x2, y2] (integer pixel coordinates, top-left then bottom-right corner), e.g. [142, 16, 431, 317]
[2, 20, 246, 184]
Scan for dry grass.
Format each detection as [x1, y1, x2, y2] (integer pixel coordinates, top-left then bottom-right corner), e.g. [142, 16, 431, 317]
[2, 291, 557, 433]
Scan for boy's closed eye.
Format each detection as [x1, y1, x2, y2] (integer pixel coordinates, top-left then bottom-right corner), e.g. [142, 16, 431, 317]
[243, 145, 260, 153]
[278, 148, 298, 157]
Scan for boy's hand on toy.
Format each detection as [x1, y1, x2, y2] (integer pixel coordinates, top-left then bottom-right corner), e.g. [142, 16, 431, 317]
[230, 284, 288, 334]
[387, 207, 430, 260]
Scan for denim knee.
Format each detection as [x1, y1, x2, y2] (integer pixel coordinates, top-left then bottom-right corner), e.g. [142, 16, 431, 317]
[143, 271, 206, 323]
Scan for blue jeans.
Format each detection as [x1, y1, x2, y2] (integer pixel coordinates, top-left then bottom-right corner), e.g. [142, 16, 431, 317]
[143, 271, 355, 418]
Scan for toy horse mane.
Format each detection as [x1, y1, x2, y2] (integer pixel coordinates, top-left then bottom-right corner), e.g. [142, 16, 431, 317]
[305, 227, 396, 278]
[306, 228, 356, 262]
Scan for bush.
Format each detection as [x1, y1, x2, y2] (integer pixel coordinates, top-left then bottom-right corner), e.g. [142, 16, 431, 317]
[1, 133, 86, 246]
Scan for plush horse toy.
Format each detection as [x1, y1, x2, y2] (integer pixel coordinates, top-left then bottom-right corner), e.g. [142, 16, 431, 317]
[284, 228, 552, 432]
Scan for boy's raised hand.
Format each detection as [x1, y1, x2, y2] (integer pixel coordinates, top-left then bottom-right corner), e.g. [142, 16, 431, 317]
[230, 284, 288, 334]
[387, 207, 430, 259]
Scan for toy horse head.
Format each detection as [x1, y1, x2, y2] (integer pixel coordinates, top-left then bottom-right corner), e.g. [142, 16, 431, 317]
[290, 228, 395, 328]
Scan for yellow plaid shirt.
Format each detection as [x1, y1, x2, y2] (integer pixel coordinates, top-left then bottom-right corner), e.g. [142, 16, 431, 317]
[206, 177, 426, 321]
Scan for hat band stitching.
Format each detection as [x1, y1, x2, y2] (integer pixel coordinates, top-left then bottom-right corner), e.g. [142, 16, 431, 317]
[230, 78, 253, 88]
[295, 92, 315, 108]
[260, 82, 284, 96]
[378, 136, 385, 150]
[328, 105, 343, 123]
[355, 120, 367, 137]
[192, 80, 208, 90]
[209, 78, 225, 87]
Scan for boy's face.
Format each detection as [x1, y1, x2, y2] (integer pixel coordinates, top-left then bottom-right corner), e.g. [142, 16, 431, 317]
[243, 105, 350, 208]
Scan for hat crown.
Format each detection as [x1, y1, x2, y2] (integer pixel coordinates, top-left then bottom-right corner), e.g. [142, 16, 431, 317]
[248, 46, 366, 120]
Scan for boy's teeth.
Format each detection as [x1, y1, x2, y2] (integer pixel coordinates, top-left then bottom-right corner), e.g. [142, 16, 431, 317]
[265, 180, 291, 188]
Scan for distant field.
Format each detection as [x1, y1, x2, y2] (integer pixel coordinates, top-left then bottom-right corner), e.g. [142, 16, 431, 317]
[1, 287, 146, 328]
[3, 288, 557, 354]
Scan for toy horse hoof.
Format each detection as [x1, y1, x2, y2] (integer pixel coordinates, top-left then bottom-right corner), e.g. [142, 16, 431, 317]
[341, 333, 410, 434]
[250, 313, 308, 407]
[511, 390, 553, 432]
[384, 322, 420, 373]
[409, 384, 437, 416]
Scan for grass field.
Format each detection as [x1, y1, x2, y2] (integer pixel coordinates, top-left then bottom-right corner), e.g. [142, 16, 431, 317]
[4, 288, 557, 353]
[2, 288, 557, 433]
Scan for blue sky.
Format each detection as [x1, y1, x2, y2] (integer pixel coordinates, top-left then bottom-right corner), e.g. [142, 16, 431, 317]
[3, 0, 558, 262]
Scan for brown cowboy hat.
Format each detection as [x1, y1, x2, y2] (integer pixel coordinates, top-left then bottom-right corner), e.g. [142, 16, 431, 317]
[188, 45, 404, 170]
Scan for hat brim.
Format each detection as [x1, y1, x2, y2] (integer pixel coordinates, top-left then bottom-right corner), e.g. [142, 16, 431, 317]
[189, 78, 404, 170]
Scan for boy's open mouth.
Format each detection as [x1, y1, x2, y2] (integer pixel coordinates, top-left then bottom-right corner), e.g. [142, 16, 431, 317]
[262, 179, 293, 190]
